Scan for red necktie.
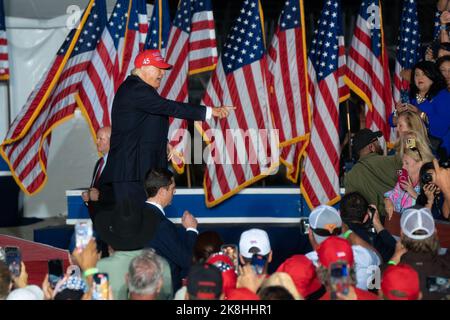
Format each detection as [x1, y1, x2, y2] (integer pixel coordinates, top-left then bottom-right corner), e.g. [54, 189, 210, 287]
[93, 157, 104, 185]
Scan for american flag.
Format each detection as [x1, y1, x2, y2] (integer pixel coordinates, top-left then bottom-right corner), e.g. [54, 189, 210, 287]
[145, 0, 171, 52]
[77, 0, 147, 138]
[393, 0, 420, 104]
[117, 0, 148, 82]
[0, 0, 106, 195]
[346, 0, 394, 143]
[433, 8, 441, 40]
[300, 0, 346, 208]
[267, 0, 310, 183]
[0, 0, 8, 81]
[200, 0, 276, 207]
[159, 0, 217, 174]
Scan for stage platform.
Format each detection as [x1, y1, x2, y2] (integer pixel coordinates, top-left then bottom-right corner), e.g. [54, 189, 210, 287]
[66, 187, 345, 225]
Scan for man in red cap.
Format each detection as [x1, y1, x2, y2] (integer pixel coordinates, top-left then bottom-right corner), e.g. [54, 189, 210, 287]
[380, 264, 421, 300]
[101, 49, 234, 205]
[315, 237, 378, 300]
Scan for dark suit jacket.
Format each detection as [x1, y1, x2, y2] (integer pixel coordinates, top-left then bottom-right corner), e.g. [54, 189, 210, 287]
[87, 156, 114, 219]
[102, 75, 207, 183]
[144, 203, 197, 291]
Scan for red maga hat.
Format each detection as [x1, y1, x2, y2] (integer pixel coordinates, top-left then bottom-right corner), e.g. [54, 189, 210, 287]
[134, 49, 172, 69]
[381, 264, 420, 300]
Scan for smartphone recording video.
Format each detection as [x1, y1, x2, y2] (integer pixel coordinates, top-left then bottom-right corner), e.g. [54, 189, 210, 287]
[92, 273, 109, 300]
[75, 220, 93, 250]
[5, 246, 22, 277]
[329, 262, 350, 300]
[48, 259, 64, 289]
[250, 254, 267, 275]
[300, 217, 310, 235]
[220, 244, 239, 274]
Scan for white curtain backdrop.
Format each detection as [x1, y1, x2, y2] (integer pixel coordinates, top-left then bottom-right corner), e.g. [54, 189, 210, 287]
[1, 15, 100, 218]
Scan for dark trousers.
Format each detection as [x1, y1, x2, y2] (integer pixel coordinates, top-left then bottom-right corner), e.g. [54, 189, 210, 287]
[112, 181, 147, 207]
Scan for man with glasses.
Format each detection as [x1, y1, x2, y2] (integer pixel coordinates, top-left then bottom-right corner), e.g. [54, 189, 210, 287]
[305, 205, 381, 291]
[344, 129, 402, 219]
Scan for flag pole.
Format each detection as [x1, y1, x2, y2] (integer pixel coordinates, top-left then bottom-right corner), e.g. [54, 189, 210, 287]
[345, 99, 352, 159]
[186, 163, 192, 188]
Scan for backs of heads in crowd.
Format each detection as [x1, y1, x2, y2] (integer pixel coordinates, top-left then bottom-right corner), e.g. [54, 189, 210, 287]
[317, 236, 354, 268]
[128, 249, 164, 297]
[7, 285, 44, 300]
[340, 192, 369, 225]
[352, 128, 382, 155]
[0, 262, 12, 299]
[239, 228, 271, 259]
[276, 254, 323, 299]
[400, 208, 435, 241]
[258, 286, 295, 300]
[309, 205, 342, 244]
[410, 60, 447, 99]
[193, 231, 224, 264]
[400, 208, 440, 255]
[145, 168, 174, 198]
[381, 264, 420, 300]
[259, 272, 302, 300]
[206, 253, 237, 298]
[187, 263, 223, 300]
[94, 199, 159, 251]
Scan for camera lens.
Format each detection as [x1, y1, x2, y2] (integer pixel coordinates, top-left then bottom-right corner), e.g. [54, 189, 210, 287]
[421, 172, 433, 185]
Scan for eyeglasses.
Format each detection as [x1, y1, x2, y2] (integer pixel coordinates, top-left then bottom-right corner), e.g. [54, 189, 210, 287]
[408, 146, 422, 160]
[312, 227, 342, 237]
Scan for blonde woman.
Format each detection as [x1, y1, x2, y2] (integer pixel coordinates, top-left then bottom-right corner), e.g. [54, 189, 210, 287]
[385, 138, 435, 219]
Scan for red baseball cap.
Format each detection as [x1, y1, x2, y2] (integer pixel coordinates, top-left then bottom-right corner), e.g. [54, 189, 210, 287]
[134, 49, 172, 69]
[381, 264, 420, 300]
[317, 236, 354, 268]
[206, 253, 238, 298]
[226, 288, 260, 300]
[276, 254, 323, 298]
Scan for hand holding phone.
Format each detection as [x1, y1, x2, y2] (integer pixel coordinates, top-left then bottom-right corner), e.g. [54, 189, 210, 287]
[397, 168, 409, 190]
[300, 217, 310, 235]
[221, 244, 239, 273]
[329, 262, 350, 300]
[250, 254, 267, 275]
[92, 273, 109, 300]
[48, 259, 64, 289]
[5, 246, 21, 277]
[75, 220, 93, 251]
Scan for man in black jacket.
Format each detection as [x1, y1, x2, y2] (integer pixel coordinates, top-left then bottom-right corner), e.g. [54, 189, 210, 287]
[340, 192, 396, 263]
[143, 168, 198, 291]
[101, 49, 233, 205]
[82, 126, 111, 219]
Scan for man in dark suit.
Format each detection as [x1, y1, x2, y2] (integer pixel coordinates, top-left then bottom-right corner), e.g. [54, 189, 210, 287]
[101, 49, 233, 205]
[82, 126, 112, 219]
[143, 168, 198, 291]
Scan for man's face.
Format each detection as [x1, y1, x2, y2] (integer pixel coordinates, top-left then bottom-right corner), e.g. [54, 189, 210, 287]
[96, 129, 110, 154]
[161, 179, 176, 206]
[140, 65, 166, 88]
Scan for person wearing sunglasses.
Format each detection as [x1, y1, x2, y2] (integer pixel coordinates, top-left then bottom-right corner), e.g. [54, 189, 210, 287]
[304, 205, 381, 291]
[384, 140, 435, 219]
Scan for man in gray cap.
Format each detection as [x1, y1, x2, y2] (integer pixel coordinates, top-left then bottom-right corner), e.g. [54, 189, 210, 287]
[344, 129, 402, 219]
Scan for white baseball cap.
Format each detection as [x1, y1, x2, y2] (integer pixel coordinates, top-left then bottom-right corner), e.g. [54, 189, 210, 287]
[400, 208, 435, 240]
[239, 228, 271, 258]
[309, 205, 342, 244]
